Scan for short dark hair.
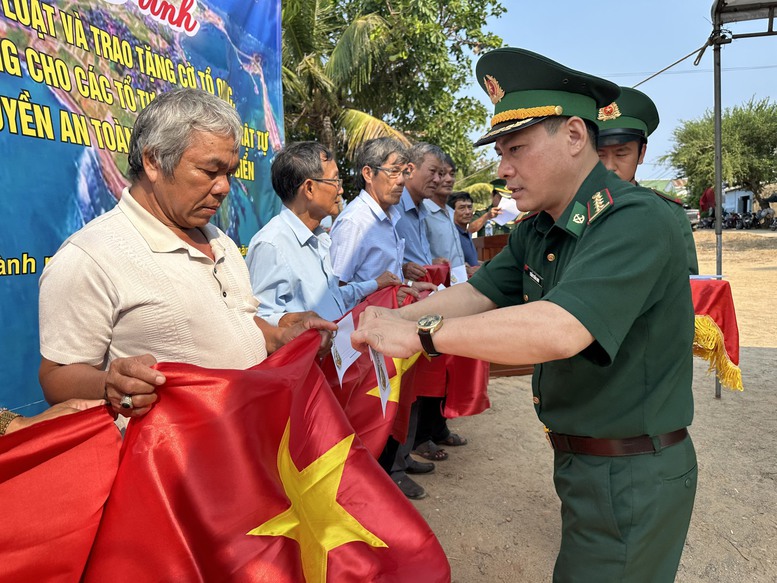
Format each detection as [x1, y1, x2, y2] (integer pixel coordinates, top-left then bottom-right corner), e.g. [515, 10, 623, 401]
[447, 191, 473, 210]
[354, 137, 409, 190]
[271, 142, 333, 203]
[543, 116, 598, 150]
[441, 152, 456, 172]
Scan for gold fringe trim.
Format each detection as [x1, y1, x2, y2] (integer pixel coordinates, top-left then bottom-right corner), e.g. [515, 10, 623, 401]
[490, 105, 563, 128]
[693, 315, 744, 391]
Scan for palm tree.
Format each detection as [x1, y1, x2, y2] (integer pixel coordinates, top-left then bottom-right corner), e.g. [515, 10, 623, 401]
[281, 0, 410, 161]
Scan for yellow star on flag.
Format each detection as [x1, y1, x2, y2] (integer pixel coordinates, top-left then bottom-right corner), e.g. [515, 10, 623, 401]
[366, 353, 421, 403]
[247, 420, 386, 583]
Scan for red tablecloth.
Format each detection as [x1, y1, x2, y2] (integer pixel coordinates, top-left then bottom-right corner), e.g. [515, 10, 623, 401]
[690, 279, 743, 391]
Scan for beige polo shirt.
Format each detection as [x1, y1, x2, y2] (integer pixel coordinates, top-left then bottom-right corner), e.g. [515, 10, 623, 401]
[39, 188, 267, 370]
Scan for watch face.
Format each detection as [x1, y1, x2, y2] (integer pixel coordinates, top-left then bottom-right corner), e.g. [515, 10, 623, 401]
[418, 314, 442, 330]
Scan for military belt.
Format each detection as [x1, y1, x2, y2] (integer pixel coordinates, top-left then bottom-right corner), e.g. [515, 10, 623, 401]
[547, 428, 688, 457]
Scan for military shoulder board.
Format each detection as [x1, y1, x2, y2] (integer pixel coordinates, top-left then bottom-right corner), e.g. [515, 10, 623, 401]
[649, 188, 683, 206]
[587, 189, 613, 224]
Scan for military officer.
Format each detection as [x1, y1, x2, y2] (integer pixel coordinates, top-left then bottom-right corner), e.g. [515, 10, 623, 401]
[352, 47, 697, 583]
[471, 178, 515, 236]
[596, 86, 698, 274]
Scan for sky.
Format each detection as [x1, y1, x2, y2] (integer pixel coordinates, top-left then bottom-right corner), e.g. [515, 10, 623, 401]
[466, 0, 777, 182]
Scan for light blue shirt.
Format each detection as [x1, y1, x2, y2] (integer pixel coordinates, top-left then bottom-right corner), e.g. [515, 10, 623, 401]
[245, 207, 377, 324]
[422, 199, 465, 267]
[395, 188, 433, 265]
[330, 190, 405, 283]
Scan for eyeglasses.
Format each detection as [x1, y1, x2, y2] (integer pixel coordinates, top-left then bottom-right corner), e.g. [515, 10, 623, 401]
[374, 166, 409, 179]
[310, 177, 343, 189]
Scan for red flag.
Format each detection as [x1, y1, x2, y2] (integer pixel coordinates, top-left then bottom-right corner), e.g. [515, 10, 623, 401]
[83, 331, 449, 583]
[321, 286, 422, 456]
[0, 406, 121, 582]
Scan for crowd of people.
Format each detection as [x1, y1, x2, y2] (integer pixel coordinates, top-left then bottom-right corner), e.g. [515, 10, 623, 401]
[4, 45, 702, 583]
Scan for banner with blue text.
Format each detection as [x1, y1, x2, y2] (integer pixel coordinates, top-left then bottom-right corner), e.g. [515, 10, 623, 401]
[1, 0, 283, 412]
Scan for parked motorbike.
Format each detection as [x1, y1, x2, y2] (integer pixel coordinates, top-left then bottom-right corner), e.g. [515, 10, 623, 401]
[722, 211, 740, 229]
[738, 211, 754, 230]
[754, 207, 776, 229]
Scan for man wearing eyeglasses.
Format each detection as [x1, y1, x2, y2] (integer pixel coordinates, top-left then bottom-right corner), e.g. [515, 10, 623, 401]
[246, 141, 401, 325]
[330, 137, 436, 499]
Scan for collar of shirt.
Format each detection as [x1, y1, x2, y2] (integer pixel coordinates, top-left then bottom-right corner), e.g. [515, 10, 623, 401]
[358, 189, 401, 226]
[422, 198, 451, 217]
[535, 162, 611, 239]
[400, 188, 428, 219]
[279, 206, 327, 250]
[120, 188, 225, 261]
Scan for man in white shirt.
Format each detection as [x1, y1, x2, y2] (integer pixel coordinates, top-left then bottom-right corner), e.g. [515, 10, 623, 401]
[39, 89, 334, 418]
[246, 142, 399, 324]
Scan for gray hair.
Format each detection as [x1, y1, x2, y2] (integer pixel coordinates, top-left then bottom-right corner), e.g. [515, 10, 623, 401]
[127, 88, 242, 182]
[354, 137, 409, 190]
[407, 142, 445, 167]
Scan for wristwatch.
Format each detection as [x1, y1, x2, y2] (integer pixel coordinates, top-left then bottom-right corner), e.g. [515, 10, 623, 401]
[417, 314, 444, 357]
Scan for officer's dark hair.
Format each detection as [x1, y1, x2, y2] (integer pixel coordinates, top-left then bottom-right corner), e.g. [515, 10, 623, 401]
[271, 142, 333, 204]
[354, 137, 409, 191]
[447, 190, 473, 210]
[543, 116, 598, 151]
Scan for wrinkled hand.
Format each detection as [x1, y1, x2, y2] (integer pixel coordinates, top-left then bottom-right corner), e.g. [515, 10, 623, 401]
[5, 399, 108, 434]
[402, 261, 427, 281]
[488, 207, 502, 219]
[105, 354, 165, 418]
[466, 264, 480, 278]
[432, 257, 450, 266]
[375, 271, 402, 290]
[396, 285, 419, 305]
[352, 309, 420, 358]
[412, 281, 437, 293]
[280, 312, 338, 358]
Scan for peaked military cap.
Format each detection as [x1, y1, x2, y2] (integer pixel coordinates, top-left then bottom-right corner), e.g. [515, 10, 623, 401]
[490, 178, 511, 194]
[474, 47, 620, 146]
[596, 87, 660, 147]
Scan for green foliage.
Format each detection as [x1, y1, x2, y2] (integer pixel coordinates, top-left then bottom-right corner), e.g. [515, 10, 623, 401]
[664, 98, 777, 208]
[282, 0, 505, 180]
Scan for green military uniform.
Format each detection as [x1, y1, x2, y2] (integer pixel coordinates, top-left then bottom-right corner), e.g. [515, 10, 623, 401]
[470, 48, 697, 582]
[645, 186, 699, 274]
[597, 87, 699, 275]
[474, 179, 515, 237]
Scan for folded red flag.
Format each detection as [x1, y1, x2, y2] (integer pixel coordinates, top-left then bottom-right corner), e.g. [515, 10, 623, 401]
[83, 331, 449, 583]
[321, 286, 421, 456]
[0, 406, 121, 582]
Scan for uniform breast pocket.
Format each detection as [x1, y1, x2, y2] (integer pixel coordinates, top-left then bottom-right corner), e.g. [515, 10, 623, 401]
[522, 263, 544, 302]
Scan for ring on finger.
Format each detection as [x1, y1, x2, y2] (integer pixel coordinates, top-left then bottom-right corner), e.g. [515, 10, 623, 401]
[119, 394, 133, 409]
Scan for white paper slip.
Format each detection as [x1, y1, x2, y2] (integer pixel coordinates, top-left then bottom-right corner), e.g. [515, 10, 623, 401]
[369, 346, 391, 417]
[494, 196, 520, 225]
[331, 312, 360, 387]
[690, 274, 724, 280]
[449, 264, 468, 285]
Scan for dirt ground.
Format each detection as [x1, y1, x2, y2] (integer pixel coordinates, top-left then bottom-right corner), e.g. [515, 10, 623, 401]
[412, 230, 777, 582]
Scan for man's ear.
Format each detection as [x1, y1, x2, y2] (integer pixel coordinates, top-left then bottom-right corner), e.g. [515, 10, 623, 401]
[405, 162, 416, 178]
[362, 165, 374, 187]
[142, 149, 161, 183]
[638, 142, 647, 165]
[566, 117, 591, 156]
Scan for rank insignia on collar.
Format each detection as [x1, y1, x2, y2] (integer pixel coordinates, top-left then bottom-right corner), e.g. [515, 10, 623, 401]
[587, 189, 613, 224]
[565, 202, 588, 236]
[484, 75, 505, 105]
[597, 102, 621, 121]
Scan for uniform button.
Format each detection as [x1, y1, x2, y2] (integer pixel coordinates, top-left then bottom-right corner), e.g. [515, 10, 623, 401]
[684, 478, 692, 487]
[222, 291, 227, 297]
[213, 268, 217, 274]
[546, 253, 556, 262]
[532, 396, 540, 405]
[523, 294, 529, 302]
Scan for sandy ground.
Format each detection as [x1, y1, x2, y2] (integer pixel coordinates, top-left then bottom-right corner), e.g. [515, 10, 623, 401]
[411, 230, 777, 582]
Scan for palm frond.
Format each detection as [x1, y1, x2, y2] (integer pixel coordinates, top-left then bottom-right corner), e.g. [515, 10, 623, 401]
[339, 109, 410, 160]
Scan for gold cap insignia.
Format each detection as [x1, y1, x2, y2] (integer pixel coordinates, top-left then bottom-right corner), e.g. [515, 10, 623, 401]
[598, 102, 621, 121]
[484, 75, 505, 105]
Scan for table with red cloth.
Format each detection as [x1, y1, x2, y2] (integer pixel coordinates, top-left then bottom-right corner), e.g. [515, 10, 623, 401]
[690, 278, 743, 391]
